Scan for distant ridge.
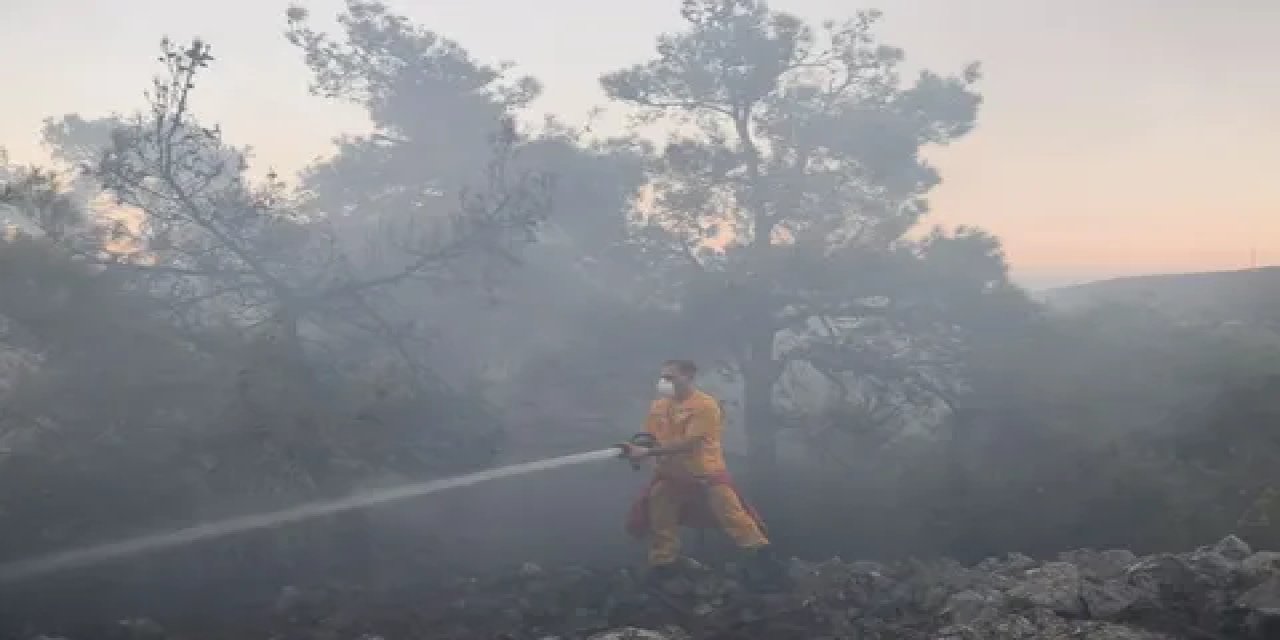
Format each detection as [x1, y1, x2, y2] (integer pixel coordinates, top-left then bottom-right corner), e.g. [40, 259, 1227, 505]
[1042, 266, 1280, 325]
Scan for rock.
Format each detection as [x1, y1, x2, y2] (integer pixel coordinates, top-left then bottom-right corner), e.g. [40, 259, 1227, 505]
[1081, 578, 1151, 620]
[1125, 553, 1199, 596]
[1005, 552, 1037, 571]
[1213, 534, 1253, 561]
[1006, 562, 1085, 616]
[1186, 548, 1239, 587]
[1233, 578, 1280, 611]
[1242, 551, 1280, 585]
[946, 610, 1179, 640]
[1102, 549, 1140, 568]
[587, 628, 671, 640]
[1059, 549, 1137, 580]
[1070, 622, 1180, 639]
[1237, 574, 1280, 617]
[943, 589, 1005, 625]
[1119, 551, 1242, 632]
[21, 540, 1280, 639]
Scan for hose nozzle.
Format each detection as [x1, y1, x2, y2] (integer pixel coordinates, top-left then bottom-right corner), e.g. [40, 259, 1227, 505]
[616, 433, 658, 470]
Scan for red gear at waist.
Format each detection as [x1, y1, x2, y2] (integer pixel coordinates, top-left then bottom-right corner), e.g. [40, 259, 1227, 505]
[625, 471, 766, 538]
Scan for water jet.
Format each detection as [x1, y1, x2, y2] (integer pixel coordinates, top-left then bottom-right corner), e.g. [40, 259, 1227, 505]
[0, 447, 626, 584]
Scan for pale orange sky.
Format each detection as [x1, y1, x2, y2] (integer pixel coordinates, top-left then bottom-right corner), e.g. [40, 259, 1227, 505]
[2, 0, 1277, 288]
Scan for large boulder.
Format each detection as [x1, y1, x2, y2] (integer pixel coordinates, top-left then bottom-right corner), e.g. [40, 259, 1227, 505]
[1242, 551, 1280, 585]
[1235, 574, 1280, 638]
[1213, 534, 1253, 561]
[1080, 577, 1152, 620]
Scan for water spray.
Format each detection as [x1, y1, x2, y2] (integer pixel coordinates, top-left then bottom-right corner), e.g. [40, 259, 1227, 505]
[0, 443, 647, 585]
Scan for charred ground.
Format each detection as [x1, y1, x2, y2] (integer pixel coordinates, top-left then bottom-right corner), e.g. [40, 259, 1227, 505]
[10, 536, 1280, 639]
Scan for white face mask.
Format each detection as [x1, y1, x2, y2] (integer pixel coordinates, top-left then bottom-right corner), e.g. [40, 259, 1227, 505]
[656, 379, 676, 398]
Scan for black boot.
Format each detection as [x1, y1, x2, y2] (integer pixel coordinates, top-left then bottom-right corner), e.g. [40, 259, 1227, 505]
[743, 545, 788, 592]
[646, 562, 697, 596]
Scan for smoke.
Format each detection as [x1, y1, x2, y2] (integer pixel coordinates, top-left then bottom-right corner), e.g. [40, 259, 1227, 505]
[1, 0, 1277, 634]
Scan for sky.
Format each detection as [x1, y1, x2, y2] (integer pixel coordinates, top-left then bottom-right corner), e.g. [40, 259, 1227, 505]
[1, 0, 1277, 288]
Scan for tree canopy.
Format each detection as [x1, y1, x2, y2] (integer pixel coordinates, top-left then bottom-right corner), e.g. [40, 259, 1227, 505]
[597, 0, 1006, 490]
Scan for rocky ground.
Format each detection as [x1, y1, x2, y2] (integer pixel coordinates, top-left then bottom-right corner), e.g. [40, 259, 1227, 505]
[25, 536, 1280, 639]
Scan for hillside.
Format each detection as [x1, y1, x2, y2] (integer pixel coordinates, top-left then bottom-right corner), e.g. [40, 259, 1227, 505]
[1042, 267, 1280, 326]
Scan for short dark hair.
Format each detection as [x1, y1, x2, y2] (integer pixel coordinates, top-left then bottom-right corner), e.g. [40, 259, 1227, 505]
[663, 359, 697, 377]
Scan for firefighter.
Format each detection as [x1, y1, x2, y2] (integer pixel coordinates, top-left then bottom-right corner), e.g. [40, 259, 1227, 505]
[621, 359, 782, 585]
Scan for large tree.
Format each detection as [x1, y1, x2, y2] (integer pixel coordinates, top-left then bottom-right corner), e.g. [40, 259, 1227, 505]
[602, 0, 1015, 491]
[285, 1, 651, 407]
[0, 29, 562, 578]
[15, 25, 552, 509]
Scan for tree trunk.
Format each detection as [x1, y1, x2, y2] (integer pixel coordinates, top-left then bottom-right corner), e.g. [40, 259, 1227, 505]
[275, 308, 324, 396]
[731, 107, 784, 523]
[741, 330, 779, 508]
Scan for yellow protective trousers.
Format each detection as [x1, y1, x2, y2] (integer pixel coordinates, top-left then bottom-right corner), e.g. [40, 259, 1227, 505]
[646, 478, 769, 566]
